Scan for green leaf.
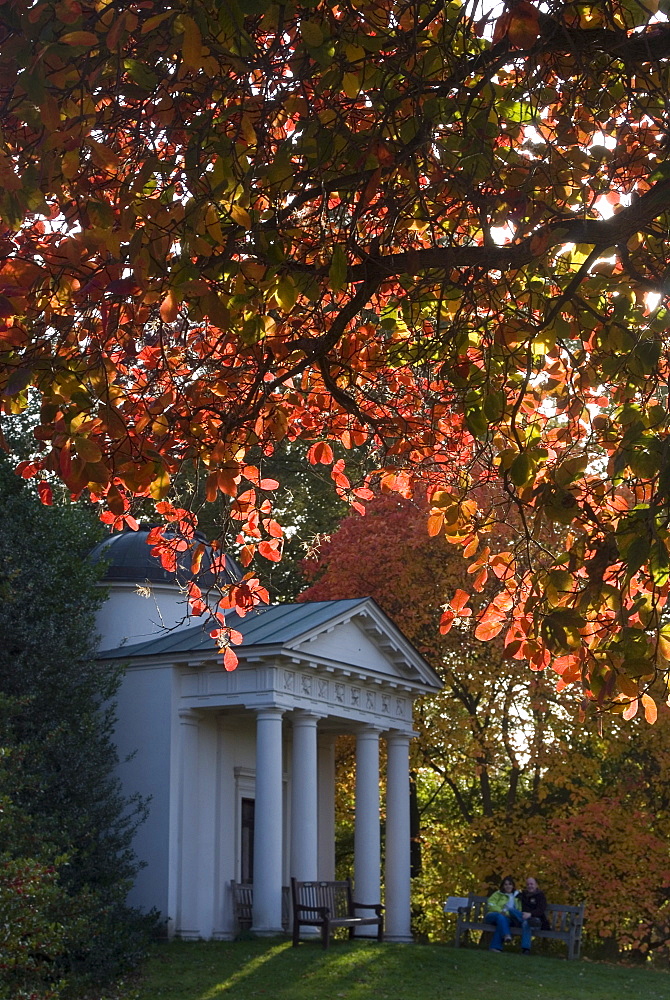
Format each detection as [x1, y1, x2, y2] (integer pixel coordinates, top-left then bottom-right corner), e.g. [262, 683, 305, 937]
[124, 59, 159, 91]
[329, 246, 348, 293]
[510, 451, 532, 487]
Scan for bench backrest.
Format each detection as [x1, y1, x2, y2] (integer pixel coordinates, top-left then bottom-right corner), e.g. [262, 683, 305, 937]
[460, 895, 584, 930]
[292, 879, 353, 918]
[231, 881, 291, 929]
[231, 881, 253, 925]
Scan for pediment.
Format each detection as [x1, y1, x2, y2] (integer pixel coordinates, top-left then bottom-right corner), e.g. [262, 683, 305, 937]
[284, 600, 441, 692]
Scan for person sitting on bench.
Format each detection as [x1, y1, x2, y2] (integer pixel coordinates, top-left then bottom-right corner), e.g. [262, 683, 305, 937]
[519, 876, 550, 954]
[484, 876, 528, 953]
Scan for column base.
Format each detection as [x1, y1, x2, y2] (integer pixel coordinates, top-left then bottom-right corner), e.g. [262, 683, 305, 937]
[250, 925, 285, 936]
[384, 933, 414, 943]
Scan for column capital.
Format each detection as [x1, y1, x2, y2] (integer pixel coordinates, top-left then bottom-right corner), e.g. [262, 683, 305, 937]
[356, 724, 381, 738]
[385, 729, 414, 746]
[178, 708, 202, 723]
[255, 705, 284, 722]
[292, 709, 322, 725]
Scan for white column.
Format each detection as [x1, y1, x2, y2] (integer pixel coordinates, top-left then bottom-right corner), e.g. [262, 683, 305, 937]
[317, 732, 336, 880]
[252, 707, 284, 935]
[354, 726, 381, 934]
[385, 730, 413, 942]
[290, 711, 319, 881]
[177, 709, 200, 938]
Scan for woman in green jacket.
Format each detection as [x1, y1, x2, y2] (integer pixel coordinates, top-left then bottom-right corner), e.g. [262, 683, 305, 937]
[485, 876, 529, 952]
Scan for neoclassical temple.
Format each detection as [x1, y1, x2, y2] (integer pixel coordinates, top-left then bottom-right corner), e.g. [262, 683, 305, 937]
[93, 529, 442, 941]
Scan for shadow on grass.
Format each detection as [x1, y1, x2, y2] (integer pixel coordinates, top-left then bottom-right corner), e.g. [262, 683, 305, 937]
[133, 937, 670, 1000]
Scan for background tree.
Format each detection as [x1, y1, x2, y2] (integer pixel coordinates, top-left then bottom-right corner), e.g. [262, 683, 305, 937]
[0, 456, 152, 998]
[3, 0, 670, 705]
[302, 493, 670, 959]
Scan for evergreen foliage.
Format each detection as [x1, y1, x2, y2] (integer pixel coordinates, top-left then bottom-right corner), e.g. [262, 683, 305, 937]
[0, 458, 153, 998]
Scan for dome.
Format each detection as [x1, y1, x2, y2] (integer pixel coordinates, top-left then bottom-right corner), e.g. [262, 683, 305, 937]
[89, 525, 243, 588]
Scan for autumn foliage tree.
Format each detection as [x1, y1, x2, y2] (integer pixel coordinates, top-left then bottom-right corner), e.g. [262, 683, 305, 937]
[302, 493, 670, 959]
[4, 0, 670, 708]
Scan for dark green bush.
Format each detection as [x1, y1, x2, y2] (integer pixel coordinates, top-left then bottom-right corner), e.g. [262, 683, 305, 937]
[0, 460, 155, 997]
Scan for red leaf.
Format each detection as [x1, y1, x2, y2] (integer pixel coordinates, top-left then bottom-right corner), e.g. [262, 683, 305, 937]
[439, 610, 455, 634]
[307, 441, 334, 465]
[451, 589, 472, 614]
[223, 646, 238, 671]
[37, 481, 53, 505]
[258, 540, 282, 562]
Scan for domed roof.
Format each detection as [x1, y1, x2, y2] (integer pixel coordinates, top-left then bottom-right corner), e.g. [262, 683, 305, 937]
[89, 525, 243, 587]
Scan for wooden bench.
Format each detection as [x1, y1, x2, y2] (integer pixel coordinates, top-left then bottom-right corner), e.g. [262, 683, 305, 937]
[453, 894, 585, 960]
[230, 881, 290, 932]
[291, 878, 384, 948]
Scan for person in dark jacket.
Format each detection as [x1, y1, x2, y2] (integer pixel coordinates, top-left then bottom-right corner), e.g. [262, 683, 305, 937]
[519, 876, 550, 954]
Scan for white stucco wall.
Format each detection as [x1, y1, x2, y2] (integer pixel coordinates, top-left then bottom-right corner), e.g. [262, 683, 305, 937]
[112, 661, 175, 920]
[96, 582, 197, 651]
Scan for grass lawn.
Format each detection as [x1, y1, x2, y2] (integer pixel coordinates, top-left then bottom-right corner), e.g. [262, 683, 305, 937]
[121, 938, 670, 1000]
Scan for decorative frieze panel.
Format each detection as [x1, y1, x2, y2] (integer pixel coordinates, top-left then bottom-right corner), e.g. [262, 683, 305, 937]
[185, 661, 414, 729]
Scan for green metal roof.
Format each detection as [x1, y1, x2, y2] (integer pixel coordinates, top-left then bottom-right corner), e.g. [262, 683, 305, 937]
[97, 598, 366, 660]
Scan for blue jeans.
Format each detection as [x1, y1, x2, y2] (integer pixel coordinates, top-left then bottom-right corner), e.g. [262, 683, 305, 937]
[485, 908, 532, 950]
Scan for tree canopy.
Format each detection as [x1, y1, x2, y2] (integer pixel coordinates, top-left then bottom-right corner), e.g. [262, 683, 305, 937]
[302, 493, 670, 959]
[2, 0, 670, 711]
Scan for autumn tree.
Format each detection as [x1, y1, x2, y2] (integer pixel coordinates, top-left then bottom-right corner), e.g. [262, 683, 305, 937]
[4, 0, 670, 707]
[302, 493, 670, 958]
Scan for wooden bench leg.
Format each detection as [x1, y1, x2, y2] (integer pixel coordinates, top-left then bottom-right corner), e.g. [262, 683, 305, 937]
[322, 918, 330, 949]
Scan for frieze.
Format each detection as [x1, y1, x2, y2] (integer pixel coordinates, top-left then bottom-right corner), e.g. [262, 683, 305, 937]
[350, 686, 360, 706]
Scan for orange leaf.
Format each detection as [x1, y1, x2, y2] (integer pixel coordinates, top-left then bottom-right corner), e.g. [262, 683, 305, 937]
[307, 441, 334, 465]
[474, 618, 504, 641]
[160, 290, 179, 323]
[623, 698, 639, 721]
[180, 15, 203, 69]
[641, 693, 657, 724]
[88, 138, 121, 172]
[427, 512, 444, 536]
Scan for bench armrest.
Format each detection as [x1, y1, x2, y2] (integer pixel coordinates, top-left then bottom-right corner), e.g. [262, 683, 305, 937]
[352, 901, 384, 914]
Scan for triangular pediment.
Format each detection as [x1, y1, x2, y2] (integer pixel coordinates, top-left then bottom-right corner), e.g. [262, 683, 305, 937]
[284, 599, 442, 692]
